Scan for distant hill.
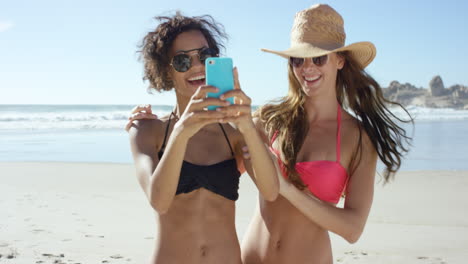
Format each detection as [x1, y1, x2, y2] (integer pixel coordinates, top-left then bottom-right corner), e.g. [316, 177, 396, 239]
[382, 76, 468, 109]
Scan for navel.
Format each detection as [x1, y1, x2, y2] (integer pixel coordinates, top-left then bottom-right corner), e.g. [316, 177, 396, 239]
[275, 239, 281, 250]
[200, 245, 207, 257]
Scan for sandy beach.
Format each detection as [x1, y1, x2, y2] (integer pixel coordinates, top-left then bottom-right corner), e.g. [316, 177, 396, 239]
[0, 162, 467, 263]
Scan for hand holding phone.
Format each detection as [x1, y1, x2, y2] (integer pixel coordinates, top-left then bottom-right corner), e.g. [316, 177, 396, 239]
[205, 57, 234, 110]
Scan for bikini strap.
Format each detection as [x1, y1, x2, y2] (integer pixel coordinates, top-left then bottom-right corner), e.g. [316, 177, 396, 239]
[160, 112, 174, 152]
[270, 130, 279, 146]
[218, 123, 235, 156]
[336, 104, 342, 163]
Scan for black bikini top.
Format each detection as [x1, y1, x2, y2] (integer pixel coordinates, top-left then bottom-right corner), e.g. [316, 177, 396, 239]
[157, 113, 241, 201]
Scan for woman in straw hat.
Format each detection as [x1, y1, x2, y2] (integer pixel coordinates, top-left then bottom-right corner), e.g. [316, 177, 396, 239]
[241, 3, 412, 263]
[127, 12, 278, 263]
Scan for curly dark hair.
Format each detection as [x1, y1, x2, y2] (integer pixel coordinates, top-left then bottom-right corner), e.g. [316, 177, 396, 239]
[138, 11, 228, 93]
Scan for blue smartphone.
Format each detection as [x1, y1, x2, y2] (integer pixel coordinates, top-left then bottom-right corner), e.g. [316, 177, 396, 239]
[205, 57, 234, 110]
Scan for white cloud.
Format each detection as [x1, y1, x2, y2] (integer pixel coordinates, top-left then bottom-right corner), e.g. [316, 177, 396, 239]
[0, 21, 14, 32]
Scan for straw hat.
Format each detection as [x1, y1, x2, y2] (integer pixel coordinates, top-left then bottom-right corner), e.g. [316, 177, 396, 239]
[262, 4, 376, 68]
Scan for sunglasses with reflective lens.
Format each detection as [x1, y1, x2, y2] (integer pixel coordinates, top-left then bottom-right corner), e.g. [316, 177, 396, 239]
[170, 47, 218, 72]
[289, 55, 328, 68]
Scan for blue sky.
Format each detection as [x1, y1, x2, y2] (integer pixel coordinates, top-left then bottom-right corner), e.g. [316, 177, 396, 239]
[1, 0, 467, 105]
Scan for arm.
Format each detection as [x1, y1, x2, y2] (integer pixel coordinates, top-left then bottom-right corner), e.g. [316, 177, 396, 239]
[128, 86, 228, 214]
[218, 68, 279, 201]
[237, 117, 279, 201]
[278, 132, 377, 243]
[129, 119, 188, 214]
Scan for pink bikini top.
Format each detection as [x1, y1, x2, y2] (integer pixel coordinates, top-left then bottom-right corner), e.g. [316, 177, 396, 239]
[270, 105, 349, 204]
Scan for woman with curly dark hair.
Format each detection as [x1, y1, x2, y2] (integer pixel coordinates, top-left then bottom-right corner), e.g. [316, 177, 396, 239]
[127, 12, 278, 264]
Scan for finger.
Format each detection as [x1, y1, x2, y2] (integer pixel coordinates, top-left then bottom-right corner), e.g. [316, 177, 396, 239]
[129, 112, 157, 120]
[220, 90, 251, 105]
[232, 67, 241, 104]
[145, 105, 153, 115]
[128, 112, 152, 121]
[131, 104, 152, 114]
[190, 97, 230, 111]
[192, 85, 219, 100]
[190, 110, 227, 120]
[217, 105, 252, 116]
[233, 67, 240, 90]
[130, 104, 143, 114]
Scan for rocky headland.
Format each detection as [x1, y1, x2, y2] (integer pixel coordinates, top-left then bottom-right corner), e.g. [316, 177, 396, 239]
[382, 76, 468, 109]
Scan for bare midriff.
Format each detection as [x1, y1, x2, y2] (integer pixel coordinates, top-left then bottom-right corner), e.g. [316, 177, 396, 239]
[151, 188, 242, 264]
[242, 195, 333, 264]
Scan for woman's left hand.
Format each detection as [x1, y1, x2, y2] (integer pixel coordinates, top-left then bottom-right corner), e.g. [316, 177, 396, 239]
[124, 104, 158, 132]
[216, 67, 255, 133]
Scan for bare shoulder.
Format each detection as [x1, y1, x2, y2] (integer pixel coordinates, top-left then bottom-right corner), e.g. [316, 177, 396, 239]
[341, 112, 374, 150]
[129, 119, 162, 137]
[340, 113, 360, 143]
[340, 113, 377, 176]
[128, 114, 172, 149]
[343, 114, 378, 198]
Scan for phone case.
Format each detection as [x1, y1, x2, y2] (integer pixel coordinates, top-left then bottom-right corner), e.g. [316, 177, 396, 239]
[205, 57, 234, 110]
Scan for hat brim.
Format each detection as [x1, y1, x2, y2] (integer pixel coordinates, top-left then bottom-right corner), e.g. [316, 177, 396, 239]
[261, 41, 376, 68]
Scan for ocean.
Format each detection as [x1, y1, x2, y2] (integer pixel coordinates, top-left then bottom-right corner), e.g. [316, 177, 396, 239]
[1, 104, 467, 171]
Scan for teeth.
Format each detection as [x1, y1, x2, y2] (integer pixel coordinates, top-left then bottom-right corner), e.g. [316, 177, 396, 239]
[305, 76, 320, 81]
[188, 75, 205, 81]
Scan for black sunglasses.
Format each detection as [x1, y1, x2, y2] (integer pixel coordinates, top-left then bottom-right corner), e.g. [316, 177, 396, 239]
[289, 55, 328, 68]
[170, 47, 218, 72]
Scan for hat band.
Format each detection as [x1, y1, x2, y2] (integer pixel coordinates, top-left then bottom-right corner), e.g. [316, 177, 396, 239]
[290, 41, 344, 52]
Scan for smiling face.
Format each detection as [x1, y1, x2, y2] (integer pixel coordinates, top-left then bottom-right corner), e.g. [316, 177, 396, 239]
[168, 30, 210, 99]
[291, 52, 345, 98]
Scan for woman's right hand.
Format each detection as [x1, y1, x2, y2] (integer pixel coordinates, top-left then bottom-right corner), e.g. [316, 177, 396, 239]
[125, 104, 158, 132]
[174, 85, 229, 139]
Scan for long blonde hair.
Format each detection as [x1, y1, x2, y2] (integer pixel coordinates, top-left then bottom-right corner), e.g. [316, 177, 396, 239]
[257, 64, 309, 190]
[257, 51, 412, 189]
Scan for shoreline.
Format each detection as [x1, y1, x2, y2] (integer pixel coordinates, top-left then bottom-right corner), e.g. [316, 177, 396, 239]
[1, 162, 467, 263]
